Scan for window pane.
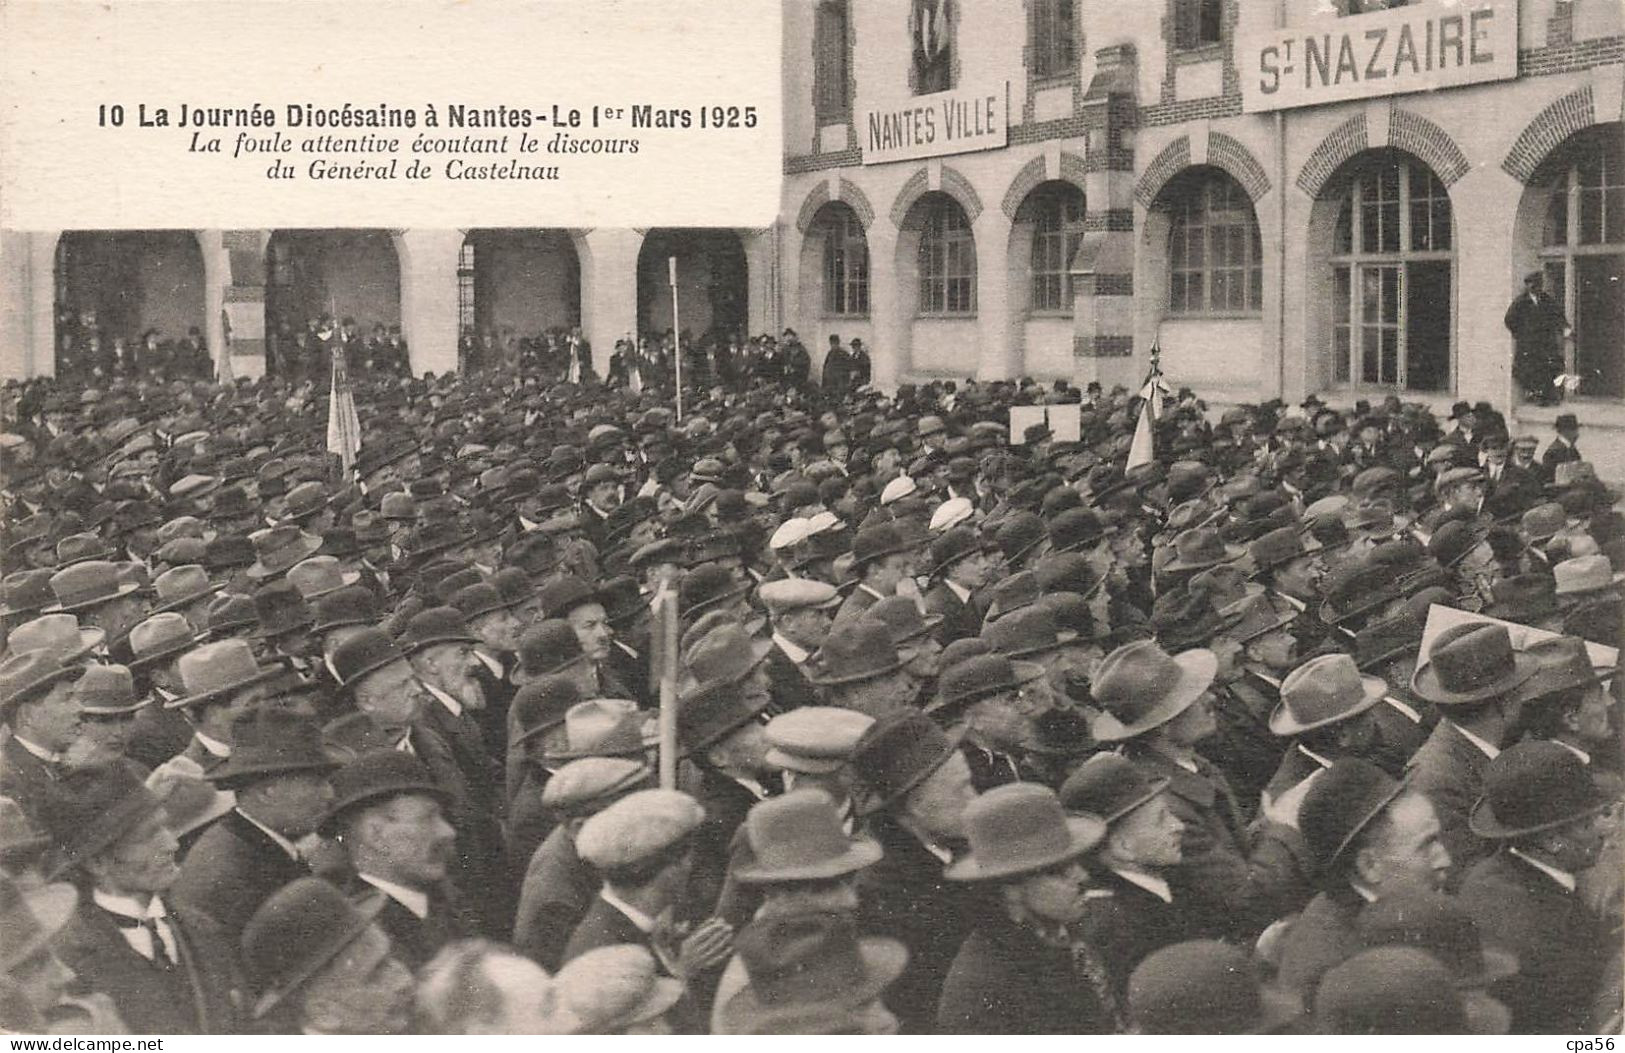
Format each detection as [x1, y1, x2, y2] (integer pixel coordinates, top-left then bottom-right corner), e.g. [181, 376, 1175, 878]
[1335, 199, 1354, 254]
[1580, 189, 1604, 244]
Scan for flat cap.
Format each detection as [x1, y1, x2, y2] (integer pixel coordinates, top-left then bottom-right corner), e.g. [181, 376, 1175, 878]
[758, 578, 839, 616]
[764, 706, 874, 774]
[541, 757, 651, 817]
[575, 788, 705, 870]
[1437, 466, 1482, 488]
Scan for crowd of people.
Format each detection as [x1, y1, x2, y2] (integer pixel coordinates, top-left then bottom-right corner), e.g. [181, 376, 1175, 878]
[0, 350, 1619, 1035]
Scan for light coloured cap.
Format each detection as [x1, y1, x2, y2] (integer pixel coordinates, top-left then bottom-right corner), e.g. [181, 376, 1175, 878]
[758, 578, 840, 616]
[575, 788, 705, 869]
[880, 476, 918, 505]
[804, 511, 842, 537]
[769, 518, 812, 552]
[541, 757, 650, 815]
[764, 706, 874, 774]
[929, 497, 974, 533]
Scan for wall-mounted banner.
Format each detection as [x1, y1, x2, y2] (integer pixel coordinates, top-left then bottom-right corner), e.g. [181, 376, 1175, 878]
[1239, 0, 1517, 114]
[859, 80, 1008, 165]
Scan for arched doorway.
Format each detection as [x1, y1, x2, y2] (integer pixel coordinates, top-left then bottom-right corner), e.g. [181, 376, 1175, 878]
[636, 229, 748, 343]
[1308, 150, 1455, 395]
[895, 190, 978, 376]
[53, 231, 207, 376]
[1008, 180, 1086, 377]
[796, 202, 872, 369]
[264, 230, 402, 377]
[1513, 123, 1624, 401]
[457, 230, 581, 372]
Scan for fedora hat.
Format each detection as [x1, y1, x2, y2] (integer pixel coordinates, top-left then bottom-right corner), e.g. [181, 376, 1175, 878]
[677, 564, 748, 621]
[329, 628, 410, 689]
[170, 639, 287, 709]
[852, 709, 964, 816]
[1298, 758, 1407, 870]
[0, 649, 83, 718]
[240, 877, 386, 1020]
[204, 535, 256, 572]
[1552, 554, 1624, 598]
[1516, 634, 1615, 702]
[43, 560, 141, 614]
[546, 699, 657, 762]
[732, 789, 883, 883]
[206, 485, 256, 521]
[1269, 653, 1387, 736]
[1319, 562, 1400, 626]
[69, 663, 147, 717]
[805, 622, 904, 687]
[0, 569, 58, 618]
[200, 594, 259, 639]
[0, 797, 51, 873]
[680, 674, 773, 756]
[1468, 739, 1612, 839]
[0, 874, 77, 975]
[510, 675, 584, 749]
[1356, 889, 1518, 990]
[205, 707, 340, 789]
[1089, 640, 1218, 743]
[126, 612, 200, 670]
[285, 557, 359, 601]
[1149, 590, 1227, 653]
[151, 564, 223, 614]
[1060, 752, 1170, 824]
[925, 653, 1046, 720]
[245, 526, 324, 580]
[981, 605, 1076, 659]
[682, 622, 773, 695]
[37, 762, 168, 879]
[321, 750, 448, 832]
[1218, 593, 1298, 644]
[1352, 607, 1423, 671]
[1164, 528, 1247, 573]
[945, 782, 1105, 882]
[718, 911, 907, 1035]
[4, 613, 103, 664]
[449, 582, 517, 622]
[1410, 623, 1539, 706]
[247, 581, 314, 639]
[53, 532, 113, 567]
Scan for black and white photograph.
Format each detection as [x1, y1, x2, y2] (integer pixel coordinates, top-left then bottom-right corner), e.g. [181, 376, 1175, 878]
[0, 0, 1622, 1039]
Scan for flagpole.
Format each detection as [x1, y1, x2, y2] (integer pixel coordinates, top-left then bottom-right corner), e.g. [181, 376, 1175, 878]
[653, 573, 680, 790]
[668, 256, 683, 422]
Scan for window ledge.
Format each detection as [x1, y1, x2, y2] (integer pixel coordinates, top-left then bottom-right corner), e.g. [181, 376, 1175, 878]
[915, 312, 979, 321]
[1027, 310, 1075, 319]
[1172, 43, 1224, 64]
[1164, 311, 1263, 321]
[1030, 71, 1079, 89]
[820, 313, 871, 321]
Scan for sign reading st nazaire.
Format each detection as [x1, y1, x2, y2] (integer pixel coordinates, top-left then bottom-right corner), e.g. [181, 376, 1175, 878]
[859, 81, 1009, 165]
[1239, 0, 1517, 114]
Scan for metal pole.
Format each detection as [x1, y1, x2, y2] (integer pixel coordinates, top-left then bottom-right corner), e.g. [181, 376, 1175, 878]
[669, 256, 683, 421]
[655, 578, 679, 789]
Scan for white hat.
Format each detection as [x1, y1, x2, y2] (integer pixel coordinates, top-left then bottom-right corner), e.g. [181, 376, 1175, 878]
[880, 476, 918, 505]
[804, 511, 842, 537]
[929, 497, 974, 533]
[769, 518, 812, 552]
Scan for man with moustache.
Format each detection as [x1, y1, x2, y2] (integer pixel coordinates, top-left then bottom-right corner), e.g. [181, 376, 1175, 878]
[758, 578, 840, 714]
[925, 527, 996, 646]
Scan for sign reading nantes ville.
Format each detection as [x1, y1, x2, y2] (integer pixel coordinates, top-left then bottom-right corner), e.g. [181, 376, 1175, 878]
[860, 81, 1009, 165]
[1239, 0, 1516, 114]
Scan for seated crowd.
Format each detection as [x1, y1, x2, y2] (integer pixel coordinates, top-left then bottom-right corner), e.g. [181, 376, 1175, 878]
[0, 357, 1619, 1035]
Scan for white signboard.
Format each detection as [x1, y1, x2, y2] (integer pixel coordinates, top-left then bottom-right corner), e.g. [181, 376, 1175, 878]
[1239, 0, 1517, 114]
[859, 81, 1008, 165]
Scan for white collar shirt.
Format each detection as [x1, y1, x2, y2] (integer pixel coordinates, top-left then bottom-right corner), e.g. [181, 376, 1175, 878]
[359, 873, 430, 919]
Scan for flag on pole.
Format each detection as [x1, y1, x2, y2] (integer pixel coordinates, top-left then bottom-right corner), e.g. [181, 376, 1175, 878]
[648, 577, 681, 789]
[326, 341, 362, 474]
[1126, 339, 1170, 471]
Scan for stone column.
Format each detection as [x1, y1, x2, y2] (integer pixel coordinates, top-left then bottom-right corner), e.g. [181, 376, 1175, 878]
[196, 230, 232, 379]
[27, 232, 60, 378]
[1071, 44, 1139, 390]
[743, 226, 782, 338]
[578, 228, 644, 372]
[395, 229, 463, 376]
[975, 208, 1017, 379]
[867, 222, 904, 391]
[218, 231, 269, 380]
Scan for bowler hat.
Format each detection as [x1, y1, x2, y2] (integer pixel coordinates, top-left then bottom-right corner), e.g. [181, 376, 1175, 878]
[718, 911, 907, 1035]
[321, 750, 448, 831]
[805, 622, 905, 687]
[849, 523, 915, 568]
[852, 710, 964, 815]
[245, 526, 323, 580]
[240, 877, 385, 1020]
[926, 653, 1045, 719]
[205, 707, 340, 789]
[1484, 573, 1558, 621]
[449, 583, 516, 622]
[1298, 758, 1407, 870]
[395, 606, 478, 655]
[1128, 940, 1302, 1035]
[945, 782, 1105, 882]
[1270, 653, 1387, 736]
[510, 675, 583, 749]
[247, 581, 314, 639]
[1467, 739, 1613, 839]
[995, 511, 1049, 565]
[1060, 752, 1170, 824]
[43, 560, 141, 614]
[926, 526, 987, 578]
[37, 763, 167, 879]
[514, 619, 588, 681]
[329, 628, 410, 689]
[309, 586, 380, 635]
[539, 574, 600, 619]
[1090, 640, 1218, 743]
[1314, 948, 1486, 1034]
[1410, 623, 1539, 706]
[1048, 508, 1110, 553]
[732, 790, 883, 884]
[1516, 634, 1615, 702]
[1355, 889, 1518, 990]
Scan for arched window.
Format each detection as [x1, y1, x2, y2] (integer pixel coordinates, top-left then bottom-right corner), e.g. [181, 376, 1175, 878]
[1328, 153, 1453, 392]
[1538, 124, 1624, 398]
[1167, 170, 1262, 315]
[917, 197, 976, 314]
[1026, 183, 1086, 313]
[820, 205, 870, 316]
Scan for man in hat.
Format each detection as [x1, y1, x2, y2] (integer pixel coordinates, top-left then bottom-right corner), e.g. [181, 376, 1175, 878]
[717, 910, 905, 1035]
[927, 653, 1048, 792]
[1406, 622, 1540, 882]
[240, 877, 415, 1035]
[833, 524, 919, 628]
[0, 651, 85, 821]
[45, 560, 147, 661]
[172, 708, 337, 938]
[36, 763, 239, 1034]
[1062, 754, 1203, 999]
[1263, 653, 1394, 805]
[1275, 758, 1453, 999]
[821, 335, 852, 396]
[806, 621, 920, 719]
[58, 663, 149, 771]
[319, 750, 475, 970]
[1421, 466, 1488, 531]
[850, 710, 979, 1033]
[1512, 635, 1618, 770]
[1091, 639, 1314, 938]
[1504, 271, 1571, 406]
[1542, 412, 1583, 477]
[925, 525, 995, 646]
[758, 578, 839, 714]
[937, 783, 1118, 1033]
[1457, 741, 1618, 1032]
[151, 640, 293, 795]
